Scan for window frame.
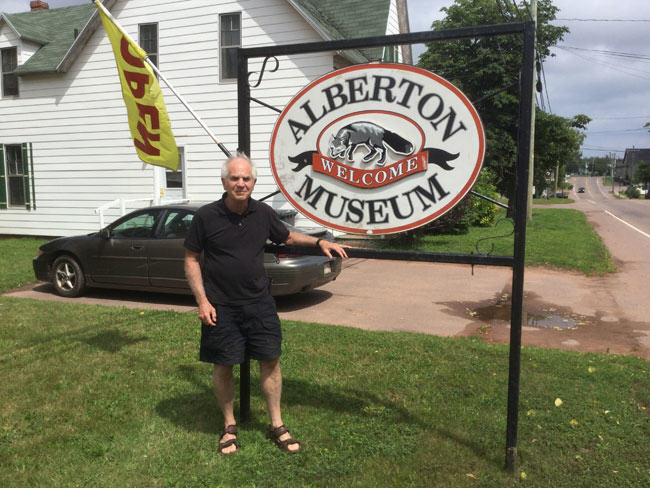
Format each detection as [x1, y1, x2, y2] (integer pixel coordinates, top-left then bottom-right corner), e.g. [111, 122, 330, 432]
[164, 146, 185, 190]
[138, 22, 159, 69]
[3, 144, 27, 208]
[1, 47, 19, 97]
[219, 12, 242, 82]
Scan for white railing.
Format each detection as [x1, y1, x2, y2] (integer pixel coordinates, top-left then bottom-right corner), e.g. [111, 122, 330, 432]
[94, 198, 190, 229]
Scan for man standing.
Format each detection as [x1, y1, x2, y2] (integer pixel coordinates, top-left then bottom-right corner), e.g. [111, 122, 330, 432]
[184, 154, 348, 455]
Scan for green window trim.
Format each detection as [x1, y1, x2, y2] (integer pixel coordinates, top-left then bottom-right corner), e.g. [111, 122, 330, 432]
[0, 142, 34, 210]
[30, 143, 35, 210]
[22, 143, 31, 210]
[0, 145, 6, 209]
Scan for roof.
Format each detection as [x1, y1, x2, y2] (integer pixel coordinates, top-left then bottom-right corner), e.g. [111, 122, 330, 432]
[623, 148, 650, 164]
[1, 3, 96, 75]
[1, 0, 396, 76]
[289, 0, 392, 62]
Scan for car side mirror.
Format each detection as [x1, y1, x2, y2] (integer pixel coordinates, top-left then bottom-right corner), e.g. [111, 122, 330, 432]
[100, 228, 111, 239]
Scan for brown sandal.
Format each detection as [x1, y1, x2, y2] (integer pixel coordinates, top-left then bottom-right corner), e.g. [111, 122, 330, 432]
[268, 425, 301, 453]
[218, 424, 239, 454]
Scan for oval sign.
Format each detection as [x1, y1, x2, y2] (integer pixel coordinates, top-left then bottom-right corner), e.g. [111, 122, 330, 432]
[269, 63, 485, 235]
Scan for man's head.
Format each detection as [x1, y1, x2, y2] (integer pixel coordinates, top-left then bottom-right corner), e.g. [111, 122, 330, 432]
[221, 153, 257, 205]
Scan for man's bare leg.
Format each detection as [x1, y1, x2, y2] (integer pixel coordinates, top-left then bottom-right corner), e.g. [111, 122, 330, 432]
[213, 364, 238, 454]
[259, 358, 300, 452]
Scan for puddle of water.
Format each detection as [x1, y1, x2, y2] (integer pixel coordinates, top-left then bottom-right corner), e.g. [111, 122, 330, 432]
[474, 304, 579, 330]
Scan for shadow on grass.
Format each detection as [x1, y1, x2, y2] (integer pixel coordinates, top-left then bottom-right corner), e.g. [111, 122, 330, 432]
[82, 329, 147, 353]
[155, 364, 428, 435]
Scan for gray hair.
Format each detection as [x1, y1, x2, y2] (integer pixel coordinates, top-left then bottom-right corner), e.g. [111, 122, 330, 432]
[221, 152, 258, 180]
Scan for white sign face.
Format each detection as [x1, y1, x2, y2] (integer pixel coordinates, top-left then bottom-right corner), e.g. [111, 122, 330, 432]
[270, 63, 485, 234]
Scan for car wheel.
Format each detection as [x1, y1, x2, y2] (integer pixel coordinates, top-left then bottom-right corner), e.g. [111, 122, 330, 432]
[51, 255, 86, 298]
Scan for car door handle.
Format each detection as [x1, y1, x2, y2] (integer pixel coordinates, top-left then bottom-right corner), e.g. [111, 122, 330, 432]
[132, 245, 144, 251]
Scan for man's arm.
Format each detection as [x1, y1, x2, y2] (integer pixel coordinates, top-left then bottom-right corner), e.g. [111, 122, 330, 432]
[284, 231, 349, 259]
[184, 249, 217, 326]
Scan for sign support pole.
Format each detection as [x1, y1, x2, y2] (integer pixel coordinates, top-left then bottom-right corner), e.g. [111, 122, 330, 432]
[236, 51, 252, 422]
[505, 20, 535, 471]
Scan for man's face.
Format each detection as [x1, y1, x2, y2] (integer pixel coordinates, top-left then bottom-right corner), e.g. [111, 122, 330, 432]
[222, 158, 256, 202]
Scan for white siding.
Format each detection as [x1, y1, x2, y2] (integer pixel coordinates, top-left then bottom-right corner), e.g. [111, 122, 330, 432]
[0, 0, 335, 236]
[385, 0, 402, 62]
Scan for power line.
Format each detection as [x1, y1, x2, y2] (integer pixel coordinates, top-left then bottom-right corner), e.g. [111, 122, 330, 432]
[589, 115, 650, 120]
[560, 45, 650, 62]
[556, 18, 650, 22]
[582, 146, 626, 153]
[587, 128, 647, 134]
[556, 46, 650, 80]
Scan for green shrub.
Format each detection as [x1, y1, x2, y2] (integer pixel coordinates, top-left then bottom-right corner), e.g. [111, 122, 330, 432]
[625, 185, 640, 199]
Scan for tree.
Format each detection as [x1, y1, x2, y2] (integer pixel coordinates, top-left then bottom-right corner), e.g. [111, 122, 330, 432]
[533, 112, 588, 194]
[581, 156, 610, 176]
[418, 0, 569, 200]
[634, 161, 650, 187]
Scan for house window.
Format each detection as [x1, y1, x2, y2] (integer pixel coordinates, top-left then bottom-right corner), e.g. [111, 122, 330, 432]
[139, 23, 158, 68]
[382, 45, 398, 63]
[220, 13, 241, 81]
[165, 147, 184, 189]
[5, 145, 25, 207]
[1, 47, 18, 97]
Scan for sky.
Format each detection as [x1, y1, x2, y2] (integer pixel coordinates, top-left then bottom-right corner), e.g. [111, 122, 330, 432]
[2, 0, 649, 159]
[408, 0, 650, 160]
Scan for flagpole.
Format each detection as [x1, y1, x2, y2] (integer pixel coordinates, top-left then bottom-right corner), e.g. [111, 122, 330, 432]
[94, 0, 232, 158]
[145, 59, 232, 158]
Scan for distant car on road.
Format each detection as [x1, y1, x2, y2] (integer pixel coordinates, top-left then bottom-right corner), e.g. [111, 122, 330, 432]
[577, 187, 585, 193]
[33, 203, 342, 298]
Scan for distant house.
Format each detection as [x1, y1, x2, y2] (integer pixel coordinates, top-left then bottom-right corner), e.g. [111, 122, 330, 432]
[0, 0, 411, 236]
[615, 148, 650, 184]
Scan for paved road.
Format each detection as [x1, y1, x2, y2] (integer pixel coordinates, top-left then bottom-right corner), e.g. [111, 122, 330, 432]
[6, 178, 650, 360]
[574, 175, 650, 236]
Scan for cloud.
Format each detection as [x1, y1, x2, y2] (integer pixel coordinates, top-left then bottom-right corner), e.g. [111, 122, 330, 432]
[408, 0, 650, 156]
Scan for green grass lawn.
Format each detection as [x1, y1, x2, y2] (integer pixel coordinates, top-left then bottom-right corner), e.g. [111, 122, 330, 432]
[532, 197, 575, 204]
[0, 297, 648, 487]
[0, 237, 48, 293]
[382, 208, 614, 275]
[0, 212, 635, 485]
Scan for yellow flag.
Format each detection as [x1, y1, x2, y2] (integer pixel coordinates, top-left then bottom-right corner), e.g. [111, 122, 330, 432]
[95, 0, 179, 171]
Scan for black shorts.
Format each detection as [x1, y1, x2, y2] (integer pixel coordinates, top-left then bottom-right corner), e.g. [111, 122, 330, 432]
[199, 294, 282, 365]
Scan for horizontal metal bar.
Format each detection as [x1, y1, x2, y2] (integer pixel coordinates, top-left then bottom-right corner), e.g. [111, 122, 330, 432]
[240, 23, 529, 60]
[250, 96, 282, 113]
[470, 190, 510, 209]
[265, 244, 514, 267]
[259, 190, 281, 202]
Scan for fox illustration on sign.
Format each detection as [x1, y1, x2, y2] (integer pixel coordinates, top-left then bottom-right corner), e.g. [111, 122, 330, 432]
[329, 121, 414, 166]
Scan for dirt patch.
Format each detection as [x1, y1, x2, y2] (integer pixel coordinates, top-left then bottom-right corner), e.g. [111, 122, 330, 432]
[442, 287, 650, 361]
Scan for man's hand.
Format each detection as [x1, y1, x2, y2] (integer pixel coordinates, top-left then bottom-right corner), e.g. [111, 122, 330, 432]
[198, 299, 217, 326]
[184, 249, 217, 326]
[317, 239, 349, 259]
[285, 231, 350, 258]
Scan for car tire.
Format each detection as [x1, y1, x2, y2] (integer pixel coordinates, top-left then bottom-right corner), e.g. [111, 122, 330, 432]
[51, 255, 86, 298]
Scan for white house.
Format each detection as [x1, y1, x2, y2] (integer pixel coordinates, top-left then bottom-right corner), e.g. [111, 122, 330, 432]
[0, 0, 411, 236]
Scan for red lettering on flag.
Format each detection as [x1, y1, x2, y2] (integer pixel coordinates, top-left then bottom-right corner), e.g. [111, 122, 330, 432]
[134, 122, 161, 156]
[120, 37, 145, 68]
[137, 103, 160, 130]
[124, 70, 149, 99]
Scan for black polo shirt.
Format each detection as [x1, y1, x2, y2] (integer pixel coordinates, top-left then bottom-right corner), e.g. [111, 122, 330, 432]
[184, 195, 290, 305]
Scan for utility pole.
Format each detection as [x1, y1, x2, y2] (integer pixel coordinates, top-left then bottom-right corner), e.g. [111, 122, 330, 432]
[610, 152, 615, 194]
[525, 0, 537, 219]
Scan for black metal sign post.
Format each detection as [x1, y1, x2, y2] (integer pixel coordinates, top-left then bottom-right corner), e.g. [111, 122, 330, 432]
[236, 22, 535, 471]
